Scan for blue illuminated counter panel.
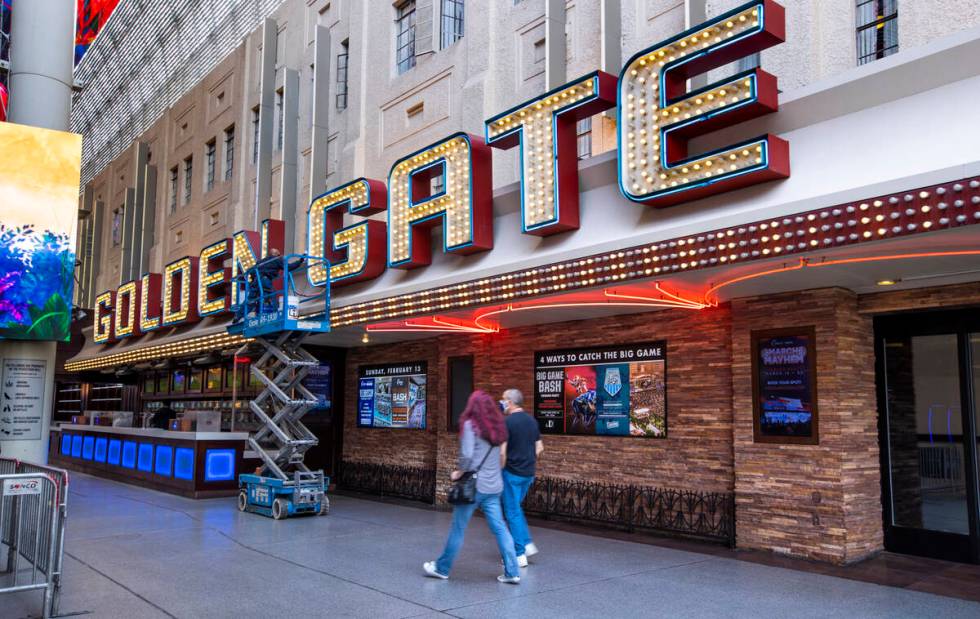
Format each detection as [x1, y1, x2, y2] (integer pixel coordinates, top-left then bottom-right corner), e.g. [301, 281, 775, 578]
[49, 425, 250, 499]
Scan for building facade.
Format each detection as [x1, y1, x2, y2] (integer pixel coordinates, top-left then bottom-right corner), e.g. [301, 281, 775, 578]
[63, 0, 980, 565]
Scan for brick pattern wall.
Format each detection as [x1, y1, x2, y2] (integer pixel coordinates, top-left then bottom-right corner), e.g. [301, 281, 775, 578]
[344, 305, 737, 500]
[731, 288, 882, 564]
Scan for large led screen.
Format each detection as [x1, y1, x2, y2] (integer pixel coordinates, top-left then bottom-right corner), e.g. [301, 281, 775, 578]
[534, 342, 666, 437]
[357, 362, 427, 429]
[0, 122, 82, 341]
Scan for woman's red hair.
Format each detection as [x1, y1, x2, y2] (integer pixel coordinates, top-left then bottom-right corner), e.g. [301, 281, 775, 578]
[459, 390, 507, 446]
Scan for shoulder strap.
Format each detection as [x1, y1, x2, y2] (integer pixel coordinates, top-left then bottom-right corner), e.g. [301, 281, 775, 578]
[472, 443, 494, 473]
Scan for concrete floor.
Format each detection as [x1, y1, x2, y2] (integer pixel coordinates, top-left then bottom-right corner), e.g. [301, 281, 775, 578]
[4, 474, 980, 619]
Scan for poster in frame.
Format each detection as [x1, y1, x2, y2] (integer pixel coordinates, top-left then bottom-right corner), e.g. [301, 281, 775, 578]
[751, 326, 819, 445]
[357, 361, 427, 429]
[533, 342, 666, 438]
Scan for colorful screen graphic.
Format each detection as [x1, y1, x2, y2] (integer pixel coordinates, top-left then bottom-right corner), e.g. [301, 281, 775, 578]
[755, 332, 816, 440]
[534, 343, 666, 438]
[357, 361, 427, 429]
[0, 122, 82, 341]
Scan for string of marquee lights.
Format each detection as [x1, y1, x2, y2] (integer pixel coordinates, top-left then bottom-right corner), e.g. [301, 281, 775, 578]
[64, 332, 250, 372]
[331, 175, 980, 327]
[66, 175, 980, 371]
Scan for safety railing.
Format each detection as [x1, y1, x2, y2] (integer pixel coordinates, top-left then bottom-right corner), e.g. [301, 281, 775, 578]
[0, 458, 69, 619]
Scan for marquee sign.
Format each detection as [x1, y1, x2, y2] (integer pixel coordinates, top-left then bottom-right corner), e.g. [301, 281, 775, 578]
[92, 0, 788, 346]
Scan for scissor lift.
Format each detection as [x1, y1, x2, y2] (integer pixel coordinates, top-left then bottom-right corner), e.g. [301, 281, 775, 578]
[228, 254, 331, 519]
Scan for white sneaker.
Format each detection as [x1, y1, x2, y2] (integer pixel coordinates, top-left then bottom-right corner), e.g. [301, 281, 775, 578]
[423, 561, 448, 579]
[497, 574, 521, 584]
[524, 542, 539, 558]
[516, 554, 528, 568]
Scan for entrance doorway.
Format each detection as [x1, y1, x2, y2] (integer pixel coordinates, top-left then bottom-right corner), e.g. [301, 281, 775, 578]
[876, 309, 980, 563]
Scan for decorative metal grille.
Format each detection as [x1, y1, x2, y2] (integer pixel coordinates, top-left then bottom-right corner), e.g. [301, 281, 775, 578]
[339, 460, 436, 504]
[525, 476, 735, 545]
[337, 462, 734, 545]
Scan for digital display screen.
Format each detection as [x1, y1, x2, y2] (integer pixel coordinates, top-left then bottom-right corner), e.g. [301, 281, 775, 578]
[533, 342, 666, 438]
[0, 122, 82, 342]
[753, 329, 818, 443]
[357, 362, 427, 429]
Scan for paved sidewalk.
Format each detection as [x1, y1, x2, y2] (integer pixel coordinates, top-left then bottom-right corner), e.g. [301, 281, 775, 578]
[5, 474, 980, 618]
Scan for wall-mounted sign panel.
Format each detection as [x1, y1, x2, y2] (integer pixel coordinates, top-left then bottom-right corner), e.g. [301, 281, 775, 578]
[357, 362, 427, 429]
[534, 343, 666, 437]
[752, 327, 819, 444]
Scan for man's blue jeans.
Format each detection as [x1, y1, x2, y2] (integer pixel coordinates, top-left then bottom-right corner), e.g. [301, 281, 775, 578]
[501, 470, 535, 556]
[436, 491, 519, 578]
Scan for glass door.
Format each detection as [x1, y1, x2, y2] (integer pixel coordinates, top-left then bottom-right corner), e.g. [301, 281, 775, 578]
[876, 310, 980, 563]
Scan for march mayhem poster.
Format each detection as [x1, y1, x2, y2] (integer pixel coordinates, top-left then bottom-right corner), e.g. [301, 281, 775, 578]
[533, 342, 666, 438]
[357, 361, 427, 429]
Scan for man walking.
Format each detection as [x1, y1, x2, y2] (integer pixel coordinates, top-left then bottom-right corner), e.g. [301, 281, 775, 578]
[499, 388, 543, 568]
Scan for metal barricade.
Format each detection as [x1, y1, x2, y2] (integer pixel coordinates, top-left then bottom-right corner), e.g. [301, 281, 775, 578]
[0, 458, 69, 619]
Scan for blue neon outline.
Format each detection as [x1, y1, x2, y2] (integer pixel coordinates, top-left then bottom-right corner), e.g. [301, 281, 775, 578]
[204, 448, 236, 482]
[60, 433, 71, 456]
[230, 228, 261, 310]
[161, 257, 195, 327]
[138, 272, 162, 333]
[113, 279, 141, 339]
[93, 291, 114, 343]
[387, 132, 479, 268]
[306, 178, 379, 286]
[197, 238, 231, 317]
[484, 71, 603, 233]
[71, 435, 82, 458]
[615, 0, 773, 204]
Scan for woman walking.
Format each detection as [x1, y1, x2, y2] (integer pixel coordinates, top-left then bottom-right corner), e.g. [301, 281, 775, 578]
[424, 391, 521, 583]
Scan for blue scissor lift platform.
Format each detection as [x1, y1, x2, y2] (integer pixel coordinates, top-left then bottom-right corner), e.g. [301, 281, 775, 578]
[228, 254, 331, 520]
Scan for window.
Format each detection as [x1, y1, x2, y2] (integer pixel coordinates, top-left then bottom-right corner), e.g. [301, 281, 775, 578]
[275, 89, 284, 151]
[856, 0, 898, 65]
[431, 171, 445, 195]
[183, 156, 193, 205]
[576, 117, 592, 160]
[224, 126, 235, 181]
[440, 0, 464, 49]
[251, 106, 260, 164]
[533, 38, 546, 63]
[111, 207, 123, 246]
[395, 1, 417, 74]
[205, 139, 216, 192]
[448, 356, 474, 431]
[168, 166, 178, 214]
[336, 39, 349, 111]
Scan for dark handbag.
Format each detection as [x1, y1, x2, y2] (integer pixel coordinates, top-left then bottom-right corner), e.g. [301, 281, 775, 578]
[447, 447, 493, 505]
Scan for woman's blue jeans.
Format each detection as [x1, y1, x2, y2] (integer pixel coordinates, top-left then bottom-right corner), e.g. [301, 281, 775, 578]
[436, 491, 519, 578]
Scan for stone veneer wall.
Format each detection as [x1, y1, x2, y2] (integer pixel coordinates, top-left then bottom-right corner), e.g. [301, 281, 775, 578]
[731, 288, 882, 564]
[344, 305, 736, 502]
[341, 283, 980, 564]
